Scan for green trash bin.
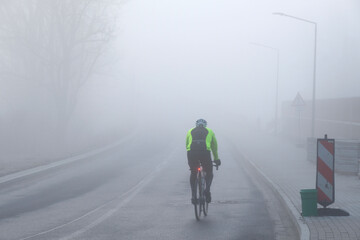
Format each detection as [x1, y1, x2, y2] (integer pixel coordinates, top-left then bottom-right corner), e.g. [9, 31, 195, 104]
[300, 189, 318, 216]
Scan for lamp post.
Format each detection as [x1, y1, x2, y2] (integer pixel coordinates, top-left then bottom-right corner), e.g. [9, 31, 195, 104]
[250, 42, 280, 135]
[273, 12, 317, 138]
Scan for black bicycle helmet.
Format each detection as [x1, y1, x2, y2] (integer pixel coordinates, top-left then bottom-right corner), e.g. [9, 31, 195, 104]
[195, 119, 207, 127]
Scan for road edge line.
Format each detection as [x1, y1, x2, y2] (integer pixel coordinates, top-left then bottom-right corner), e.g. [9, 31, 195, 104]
[0, 132, 137, 184]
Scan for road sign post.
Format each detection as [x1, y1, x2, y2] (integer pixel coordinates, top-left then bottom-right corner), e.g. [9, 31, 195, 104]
[292, 92, 306, 110]
[292, 92, 306, 144]
[316, 134, 335, 208]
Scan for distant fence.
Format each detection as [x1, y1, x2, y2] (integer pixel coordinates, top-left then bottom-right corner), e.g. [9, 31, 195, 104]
[281, 97, 360, 141]
[307, 138, 360, 176]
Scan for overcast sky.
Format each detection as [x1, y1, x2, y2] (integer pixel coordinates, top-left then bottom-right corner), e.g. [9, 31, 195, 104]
[102, 0, 360, 124]
[1, 0, 359, 159]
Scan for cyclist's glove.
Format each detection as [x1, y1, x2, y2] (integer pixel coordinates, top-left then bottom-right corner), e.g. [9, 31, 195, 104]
[214, 159, 221, 166]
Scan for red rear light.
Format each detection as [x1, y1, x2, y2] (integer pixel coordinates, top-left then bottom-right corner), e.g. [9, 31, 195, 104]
[198, 167, 201, 171]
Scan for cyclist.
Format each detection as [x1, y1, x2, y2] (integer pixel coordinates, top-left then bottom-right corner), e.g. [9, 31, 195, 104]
[186, 119, 221, 204]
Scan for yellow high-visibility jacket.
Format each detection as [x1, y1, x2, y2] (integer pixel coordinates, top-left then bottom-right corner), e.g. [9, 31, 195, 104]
[186, 126, 219, 160]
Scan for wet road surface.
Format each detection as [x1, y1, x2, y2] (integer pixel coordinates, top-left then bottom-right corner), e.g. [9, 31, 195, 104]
[0, 136, 298, 240]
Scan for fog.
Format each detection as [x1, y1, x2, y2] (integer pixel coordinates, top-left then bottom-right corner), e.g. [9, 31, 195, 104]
[1, 0, 359, 163]
[116, 0, 360, 131]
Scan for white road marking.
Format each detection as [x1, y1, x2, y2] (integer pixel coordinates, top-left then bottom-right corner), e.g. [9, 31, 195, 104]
[0, 133, 137, 185]
[19, 148, 177, 240]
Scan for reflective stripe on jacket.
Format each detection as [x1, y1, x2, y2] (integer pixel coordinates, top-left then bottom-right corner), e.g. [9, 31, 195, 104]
[186, 127, 219, 160]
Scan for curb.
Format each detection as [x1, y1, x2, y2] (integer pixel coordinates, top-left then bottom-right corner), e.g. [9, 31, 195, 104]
[244, 155, 310, 240]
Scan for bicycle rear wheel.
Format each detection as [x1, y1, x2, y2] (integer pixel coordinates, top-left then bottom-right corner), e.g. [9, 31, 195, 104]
[202, 176, 208, 216]
[194, 177, 201, 220]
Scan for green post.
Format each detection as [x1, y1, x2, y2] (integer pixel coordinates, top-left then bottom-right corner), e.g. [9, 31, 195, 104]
[300, 189, 318, 216]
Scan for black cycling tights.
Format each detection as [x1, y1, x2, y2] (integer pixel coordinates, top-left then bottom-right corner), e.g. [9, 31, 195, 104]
[187, 150, 213, 198]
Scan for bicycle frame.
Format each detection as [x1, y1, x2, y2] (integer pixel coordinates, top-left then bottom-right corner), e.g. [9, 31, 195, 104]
[197, 165, 207, 204]
[194, 164, 208, 220]
[193, 161, 218, 220]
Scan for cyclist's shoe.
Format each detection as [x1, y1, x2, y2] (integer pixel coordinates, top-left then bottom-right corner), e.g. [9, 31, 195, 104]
[191, 198, 198, 205]
[205, 191, 211, 203]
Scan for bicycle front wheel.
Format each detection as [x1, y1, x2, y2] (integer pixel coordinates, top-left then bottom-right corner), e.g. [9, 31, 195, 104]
[203, 201, 208, 216]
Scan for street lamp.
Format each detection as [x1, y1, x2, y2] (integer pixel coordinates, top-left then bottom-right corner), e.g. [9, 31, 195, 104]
[250, 42, 280, 135]
[273, 12, 317, 138]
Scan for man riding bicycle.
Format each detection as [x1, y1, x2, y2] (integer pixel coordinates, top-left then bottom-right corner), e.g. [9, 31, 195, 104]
[186, 119, 221, 204]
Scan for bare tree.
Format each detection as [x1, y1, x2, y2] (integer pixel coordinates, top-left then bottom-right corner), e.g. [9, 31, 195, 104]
[0, 0, 118, 147]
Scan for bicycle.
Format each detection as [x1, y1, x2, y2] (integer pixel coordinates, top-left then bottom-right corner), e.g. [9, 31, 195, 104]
[193, 161, 219, 221]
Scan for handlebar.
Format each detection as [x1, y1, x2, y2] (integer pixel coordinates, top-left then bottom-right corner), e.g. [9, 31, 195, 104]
[212, 162, 219, 170]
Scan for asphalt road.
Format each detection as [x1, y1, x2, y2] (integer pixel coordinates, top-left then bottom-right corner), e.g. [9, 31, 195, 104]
[0, 135, 298, 240]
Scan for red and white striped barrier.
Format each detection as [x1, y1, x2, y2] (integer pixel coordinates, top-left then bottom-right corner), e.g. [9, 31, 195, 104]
[316, 136, 335, 207]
